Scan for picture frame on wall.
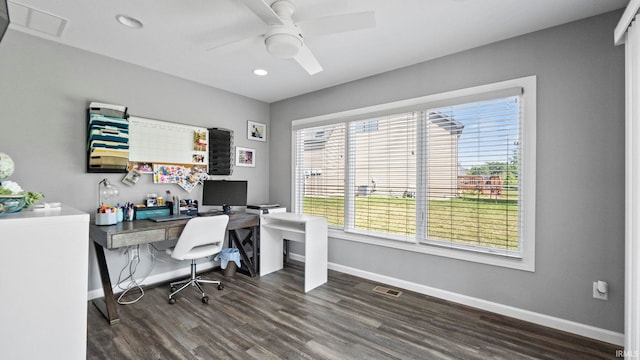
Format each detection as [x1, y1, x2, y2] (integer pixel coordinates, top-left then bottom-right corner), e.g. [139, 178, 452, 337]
[236, 146, 255, 167]
[247, 120, 266, 142]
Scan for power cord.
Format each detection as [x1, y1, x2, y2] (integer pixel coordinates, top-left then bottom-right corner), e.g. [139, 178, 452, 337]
[113, 244, 157, 305]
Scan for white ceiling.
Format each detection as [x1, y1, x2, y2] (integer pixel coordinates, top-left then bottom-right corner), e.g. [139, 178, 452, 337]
[6, 0, 628, 103]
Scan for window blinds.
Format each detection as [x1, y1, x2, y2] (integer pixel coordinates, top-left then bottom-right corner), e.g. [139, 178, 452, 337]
[294, 94, 524, 256]
[346, 113, 417, 241]
[421, 96, 521, 254]
[294, 124, 346, 227]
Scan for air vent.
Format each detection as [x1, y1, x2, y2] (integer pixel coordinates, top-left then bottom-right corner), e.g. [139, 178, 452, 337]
[373, 285, 402, 298]
[8, 1, 67, 37]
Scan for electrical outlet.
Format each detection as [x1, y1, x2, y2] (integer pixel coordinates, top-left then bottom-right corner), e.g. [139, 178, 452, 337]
[129, 247, 139, 260]
[593, 282, 608, 300]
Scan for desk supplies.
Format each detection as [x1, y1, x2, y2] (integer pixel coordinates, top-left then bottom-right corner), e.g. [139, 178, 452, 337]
[180, 199, 198, 216]
[146, 193, 158, 207]
[123, 203, 134, 221]
[95, 205, 118, 225]
[172, 196, 180, 215]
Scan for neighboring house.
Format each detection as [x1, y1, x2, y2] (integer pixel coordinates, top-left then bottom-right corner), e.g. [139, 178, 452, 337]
[426, 112, 464, 199]
[301, 126, 345, 197]
[301, 112, 464, 199]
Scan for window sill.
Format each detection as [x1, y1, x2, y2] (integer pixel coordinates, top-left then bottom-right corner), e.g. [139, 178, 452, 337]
[328, 228, 535, 272]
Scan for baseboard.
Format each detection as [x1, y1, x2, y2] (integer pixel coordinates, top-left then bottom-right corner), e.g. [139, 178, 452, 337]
[288, 253, 624, 346]
[87, 262, 216, 301]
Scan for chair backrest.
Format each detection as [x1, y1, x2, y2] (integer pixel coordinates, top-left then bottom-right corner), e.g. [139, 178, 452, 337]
[171, 215, 229, 260]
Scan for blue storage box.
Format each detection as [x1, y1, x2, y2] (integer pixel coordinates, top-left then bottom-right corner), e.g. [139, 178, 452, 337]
[135, 206, 170, 220]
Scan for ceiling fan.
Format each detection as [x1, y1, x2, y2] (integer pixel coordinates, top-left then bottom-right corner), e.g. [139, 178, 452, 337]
[209, 0, 375, 75]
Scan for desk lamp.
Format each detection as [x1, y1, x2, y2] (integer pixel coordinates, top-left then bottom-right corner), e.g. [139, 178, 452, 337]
[98, 178, 119, 207]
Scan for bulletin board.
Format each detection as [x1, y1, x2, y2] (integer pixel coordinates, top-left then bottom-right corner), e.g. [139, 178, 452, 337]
[124, 116, 210, 192]
[128, 116, 209, 169]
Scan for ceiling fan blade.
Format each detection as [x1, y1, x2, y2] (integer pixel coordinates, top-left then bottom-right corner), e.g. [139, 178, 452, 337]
[299, 11, 375, 37]
[238, 0, 284, 25]
[294, 45, 323, 75]
[206, 35, 264, 54]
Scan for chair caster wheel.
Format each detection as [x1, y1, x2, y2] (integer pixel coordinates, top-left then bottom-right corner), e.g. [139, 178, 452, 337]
[202, 296, 209, 304]
[217, 284, 224, 291]
[168, 297, 176, 305]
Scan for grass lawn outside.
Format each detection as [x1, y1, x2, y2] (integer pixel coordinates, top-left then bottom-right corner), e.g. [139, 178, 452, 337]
[303, 194, 519, 250]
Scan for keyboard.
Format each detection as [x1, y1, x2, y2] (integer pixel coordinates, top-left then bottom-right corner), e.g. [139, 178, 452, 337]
[148, 214, 192, 222]
[197, 211, 224, 217]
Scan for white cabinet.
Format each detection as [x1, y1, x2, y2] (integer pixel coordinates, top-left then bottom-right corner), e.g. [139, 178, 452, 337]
[260, 213, 327, 292]
[0, 206, 89, 360]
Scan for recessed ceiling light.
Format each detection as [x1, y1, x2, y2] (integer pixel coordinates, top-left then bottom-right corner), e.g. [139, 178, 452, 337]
[253, 69, 268, 76]
[116, 14, 143, 29]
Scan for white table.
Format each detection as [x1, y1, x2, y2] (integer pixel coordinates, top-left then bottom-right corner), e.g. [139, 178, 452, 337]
[260, 213, 328, 292]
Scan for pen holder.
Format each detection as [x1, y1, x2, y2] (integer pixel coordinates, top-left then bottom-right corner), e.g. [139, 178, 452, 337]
[95, 212, 118, 225]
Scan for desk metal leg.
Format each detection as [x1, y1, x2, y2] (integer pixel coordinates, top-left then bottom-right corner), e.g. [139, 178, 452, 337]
[228, 227, 258, 277]
[229, 229, 255, 277]
[93, 242, 120, 325]
[242, 226, 260, 270]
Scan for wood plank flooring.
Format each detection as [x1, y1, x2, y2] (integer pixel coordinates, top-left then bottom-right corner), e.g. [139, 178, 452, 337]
[87, 261, 622, 359]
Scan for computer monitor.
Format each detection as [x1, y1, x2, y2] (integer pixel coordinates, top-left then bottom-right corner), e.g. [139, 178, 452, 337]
[202, 180, 247, 214]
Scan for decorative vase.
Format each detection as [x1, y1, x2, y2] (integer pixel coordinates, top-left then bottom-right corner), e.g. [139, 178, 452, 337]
[0, 194, 26, 215]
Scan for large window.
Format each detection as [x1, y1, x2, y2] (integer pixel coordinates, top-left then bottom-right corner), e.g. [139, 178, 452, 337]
[293, 77, 536, 270]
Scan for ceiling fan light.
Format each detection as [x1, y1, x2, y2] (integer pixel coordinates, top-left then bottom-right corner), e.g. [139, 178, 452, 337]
[265, 33, 301, 59]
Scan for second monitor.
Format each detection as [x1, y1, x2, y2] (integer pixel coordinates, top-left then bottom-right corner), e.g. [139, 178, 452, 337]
[202, 180, 247, 214]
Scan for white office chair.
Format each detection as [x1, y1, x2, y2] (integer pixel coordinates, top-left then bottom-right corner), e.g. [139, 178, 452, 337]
[166, 215, 229, 304]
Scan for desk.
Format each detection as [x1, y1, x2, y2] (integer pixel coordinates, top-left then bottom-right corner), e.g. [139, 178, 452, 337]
[90, 212, 259, 324]
[260, 213, 328, 292]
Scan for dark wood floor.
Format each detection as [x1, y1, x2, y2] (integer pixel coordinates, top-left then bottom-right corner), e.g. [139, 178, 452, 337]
[87, 261, 621, 359]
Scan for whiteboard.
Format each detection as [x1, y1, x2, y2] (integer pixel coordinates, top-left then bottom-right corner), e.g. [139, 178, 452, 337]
[128, 116, 208, 166]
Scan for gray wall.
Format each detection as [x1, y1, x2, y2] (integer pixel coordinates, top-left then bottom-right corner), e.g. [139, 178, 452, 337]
[269, 11, 625, 332]
[0, 31, 270, 294]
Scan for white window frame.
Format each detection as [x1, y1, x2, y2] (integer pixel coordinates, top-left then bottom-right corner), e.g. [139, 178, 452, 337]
[291, 76, 536, 271]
